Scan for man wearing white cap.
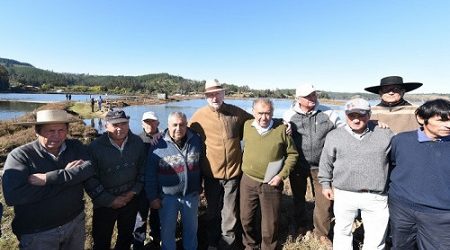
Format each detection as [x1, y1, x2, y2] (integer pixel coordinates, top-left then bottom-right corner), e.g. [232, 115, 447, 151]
[190, 79, 253, 249]
[318, 98, 393, 249]
[282, 84, 344, 245]
[3, 109, 95, 249]
[133, 111, 162, 249]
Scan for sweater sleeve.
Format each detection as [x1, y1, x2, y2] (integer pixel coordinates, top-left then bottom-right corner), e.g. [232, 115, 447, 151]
[130, 140, 146, 195]
[145, 150, 160, 203]
[45, 142, 95, 185]
[277, 132, 299, 180]
[318, 134, 336, 189]
[2, 148, 65, 206]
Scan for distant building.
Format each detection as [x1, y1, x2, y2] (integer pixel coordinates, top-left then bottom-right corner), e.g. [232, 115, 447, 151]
[157, 93, 167, 100]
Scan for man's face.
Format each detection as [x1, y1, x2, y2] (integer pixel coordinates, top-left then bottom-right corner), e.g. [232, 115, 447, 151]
[420, 115, 450, 139]
[297, 91, 317, 111]
[206, 90, 225, 110]
[346, 112, 370, 134]
[142, 119, 159, 134]
[37, 123, 68, 153]
[168, 116, 187, 143]
[379, 84, 405, 104]
[106, 121, 129, 142]
[253, 101, 273, 128]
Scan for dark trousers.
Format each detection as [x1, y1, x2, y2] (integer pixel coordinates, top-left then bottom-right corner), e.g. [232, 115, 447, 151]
[289, 168, 333, 238]
[240, 174, 283, 250]
[389, 197, 450, 250]
[133, 192, 161, 249]
[92, 197, 139, 250]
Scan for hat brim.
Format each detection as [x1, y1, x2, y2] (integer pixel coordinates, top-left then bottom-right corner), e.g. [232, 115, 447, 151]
[345, 109, 370, 115]
[106, 118, 130, 124]
[204, 88, 226, 94]
[364, 82, 423, 94]
[15, 119, 80, 126]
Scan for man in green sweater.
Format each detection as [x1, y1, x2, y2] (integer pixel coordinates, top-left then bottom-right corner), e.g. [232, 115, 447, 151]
[240, 98, 298, 250]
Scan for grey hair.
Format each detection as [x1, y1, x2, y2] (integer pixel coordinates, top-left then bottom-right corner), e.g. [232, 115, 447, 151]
[167, 111, 187, 123]
[252, 98, 274, 112]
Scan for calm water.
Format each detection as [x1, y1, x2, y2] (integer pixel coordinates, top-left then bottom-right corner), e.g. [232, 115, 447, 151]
[0, 93, 343, 134]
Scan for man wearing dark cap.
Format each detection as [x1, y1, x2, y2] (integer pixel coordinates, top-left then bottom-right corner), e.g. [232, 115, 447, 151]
[365, 76, 423, 133]
[319, 98, 394, 249]
[3, 109, 94, 249]
[85, 110, 146, 250]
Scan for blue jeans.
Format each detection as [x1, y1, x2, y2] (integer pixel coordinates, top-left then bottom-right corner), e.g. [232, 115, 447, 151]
[19, 212, 85, 250]
[159, 192, 199, 250]
[389, 197, 450, 250]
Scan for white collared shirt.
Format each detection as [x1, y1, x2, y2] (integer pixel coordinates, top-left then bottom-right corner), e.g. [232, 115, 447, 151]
[251, 119, 274, 135]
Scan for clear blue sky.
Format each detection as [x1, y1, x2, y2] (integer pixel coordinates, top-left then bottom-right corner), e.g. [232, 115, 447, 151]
[1, 0, 450, 94]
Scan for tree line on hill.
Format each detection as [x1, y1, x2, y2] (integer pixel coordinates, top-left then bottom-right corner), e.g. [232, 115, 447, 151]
[0, 57, 425, 100]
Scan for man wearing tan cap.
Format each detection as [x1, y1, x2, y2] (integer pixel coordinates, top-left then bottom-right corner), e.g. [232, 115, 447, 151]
[319, 98, 393, 249]
[190, 79, 253, 249]
[2, 109, 95, 250]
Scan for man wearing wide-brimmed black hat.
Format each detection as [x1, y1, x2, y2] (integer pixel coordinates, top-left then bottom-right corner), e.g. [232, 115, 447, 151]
[365, 76, 423, 133]
[2, 109, 95, 250]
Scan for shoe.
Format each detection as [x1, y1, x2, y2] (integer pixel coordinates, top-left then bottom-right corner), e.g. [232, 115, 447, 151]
[319, 236, 333, 250]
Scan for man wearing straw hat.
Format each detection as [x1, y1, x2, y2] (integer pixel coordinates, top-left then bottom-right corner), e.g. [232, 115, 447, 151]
[2, 109, 95, 250]
[190, 79, 253, 250]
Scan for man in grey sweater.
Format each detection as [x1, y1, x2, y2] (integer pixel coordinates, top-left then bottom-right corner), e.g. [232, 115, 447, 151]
[318, 98, 393, 250]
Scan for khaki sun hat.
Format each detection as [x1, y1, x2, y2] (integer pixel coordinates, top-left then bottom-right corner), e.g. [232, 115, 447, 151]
[17, 109, 78, 125]
[204, 79, 225, 94]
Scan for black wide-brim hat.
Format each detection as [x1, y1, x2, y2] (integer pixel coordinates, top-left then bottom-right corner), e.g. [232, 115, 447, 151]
[364, 76, 423, 94]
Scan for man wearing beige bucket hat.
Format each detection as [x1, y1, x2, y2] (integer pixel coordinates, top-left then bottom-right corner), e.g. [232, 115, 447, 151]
[190, 79, 253, 249]
[2, 109, 95, 250]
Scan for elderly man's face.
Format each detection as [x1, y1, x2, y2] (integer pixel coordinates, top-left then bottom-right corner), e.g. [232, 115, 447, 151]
[206, 90, 225, 110]
[253, 101, 273, 128]
[37, 123, 68, 154]
[379, 84, 405, 104]
[142, 119, 159, 134]
[346, 112, 370, 134]
[297, 91, 318, 112]
[168, 115, 187, 143]
[106, 121, 129, 143]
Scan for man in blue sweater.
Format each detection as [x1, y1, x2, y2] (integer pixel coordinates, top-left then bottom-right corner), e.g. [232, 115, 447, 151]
[389, 98, 450, 249]
[146, 111, 203, 250]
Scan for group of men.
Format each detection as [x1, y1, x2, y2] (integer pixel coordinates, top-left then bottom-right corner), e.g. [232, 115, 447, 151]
[2, 76, 450, 250]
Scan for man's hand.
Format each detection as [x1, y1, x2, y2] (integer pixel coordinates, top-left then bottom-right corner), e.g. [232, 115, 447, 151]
[28, 173, 47, 186]
[268, 175, 282, 187]
[322, 188, 334, 201]
[284, 121, 292, 136]
[120, 191, 136, 203]
[65, 160, 85, 169]
[150, 199, 162, 209]
[111, 196, 128, 209]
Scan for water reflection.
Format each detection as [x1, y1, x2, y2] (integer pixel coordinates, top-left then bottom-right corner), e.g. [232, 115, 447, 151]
[0, 101, 43, 120]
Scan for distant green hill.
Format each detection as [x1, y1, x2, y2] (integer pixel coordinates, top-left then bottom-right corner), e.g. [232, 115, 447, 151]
[1, 57, 448, 100]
